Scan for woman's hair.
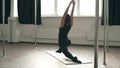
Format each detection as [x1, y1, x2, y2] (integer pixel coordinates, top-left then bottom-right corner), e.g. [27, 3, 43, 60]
[65, 14, 71, 25]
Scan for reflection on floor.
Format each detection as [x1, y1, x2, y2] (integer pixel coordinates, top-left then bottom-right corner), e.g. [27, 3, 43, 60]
[0, 42, 120, 68]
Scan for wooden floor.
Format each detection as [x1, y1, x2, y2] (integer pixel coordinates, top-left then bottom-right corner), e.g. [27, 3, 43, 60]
[0, 42, 120, 68]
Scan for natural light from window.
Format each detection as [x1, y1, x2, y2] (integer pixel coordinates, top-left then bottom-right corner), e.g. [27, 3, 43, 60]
[80, 0, 95, 16]
[13, 0, 102, 17]
[41, 0, 55, 16]
[14, 0, 18, 17]
[80, 0, 102, 16]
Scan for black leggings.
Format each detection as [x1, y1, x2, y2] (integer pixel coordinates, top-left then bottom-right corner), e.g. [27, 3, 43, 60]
[59, 46, 75, 60]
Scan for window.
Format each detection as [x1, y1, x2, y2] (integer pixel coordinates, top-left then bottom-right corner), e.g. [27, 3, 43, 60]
[14, 0, 18, 17]
[41, 0, 102, 17]
[41, 0, 55, 16]
[79, 0, 102, 16]
[13, 0, 102, 17]
[80, 0, 96, 16]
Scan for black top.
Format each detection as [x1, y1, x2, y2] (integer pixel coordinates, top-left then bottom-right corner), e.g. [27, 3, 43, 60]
[59, 25, 71, 40]
[58, 14, 71, 46]
[58, 24, 71, 46]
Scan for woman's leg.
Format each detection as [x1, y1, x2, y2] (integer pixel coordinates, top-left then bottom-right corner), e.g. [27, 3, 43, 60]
[61, 46, 81, 63]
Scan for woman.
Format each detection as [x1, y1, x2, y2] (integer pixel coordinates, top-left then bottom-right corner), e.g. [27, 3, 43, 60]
[56, 0, 81, 63]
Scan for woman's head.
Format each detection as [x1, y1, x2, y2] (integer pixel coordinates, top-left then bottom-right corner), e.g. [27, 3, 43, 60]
[65, 14, 71, 25]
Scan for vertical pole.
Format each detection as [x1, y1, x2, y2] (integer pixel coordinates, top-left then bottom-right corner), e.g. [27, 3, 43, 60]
[10, 0, 14, 17]
[103, 0, 108, 65]
[10, 0, 14, 43]
[94, 0, 99, 68]
[2, 0, 6, 57]
[34, 0, 37, 48]
[106, 0, 109, 52]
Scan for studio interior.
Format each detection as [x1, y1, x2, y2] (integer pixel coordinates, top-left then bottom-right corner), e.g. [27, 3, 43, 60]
[0, 0, 120, 68]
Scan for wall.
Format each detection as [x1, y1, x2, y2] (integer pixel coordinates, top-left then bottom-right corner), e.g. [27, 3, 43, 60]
[19, 17, 96, 45]
[0, 17, 120, 46]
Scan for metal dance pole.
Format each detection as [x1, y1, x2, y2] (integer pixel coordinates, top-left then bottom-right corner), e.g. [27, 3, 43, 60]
[106, 0, 109, 52]
[10, 0, 14, 43]
[34, 0, 37, 48]
[103, 0, 107, 65]
[2, 0, 6, 57]
[103, 0, 109, 65]
[94, 0, 99, 68]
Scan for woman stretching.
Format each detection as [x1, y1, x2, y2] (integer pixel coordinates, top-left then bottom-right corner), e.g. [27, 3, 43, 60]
[56, 0, 81, 63]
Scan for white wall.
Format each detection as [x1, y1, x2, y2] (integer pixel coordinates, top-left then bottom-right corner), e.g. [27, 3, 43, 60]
[0, 17, 120, 46]
[19, 17, 96, 45]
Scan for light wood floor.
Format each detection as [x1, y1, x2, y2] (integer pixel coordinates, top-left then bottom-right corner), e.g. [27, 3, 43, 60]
[0, 42, 120, 68]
